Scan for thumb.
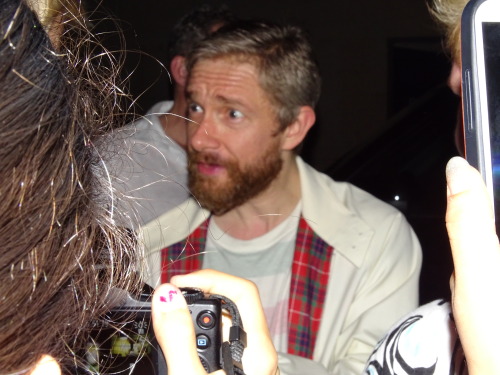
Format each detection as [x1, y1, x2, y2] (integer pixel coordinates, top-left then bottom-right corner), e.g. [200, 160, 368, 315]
[152, 284, 207, 375]
[445, 157, 498, 276]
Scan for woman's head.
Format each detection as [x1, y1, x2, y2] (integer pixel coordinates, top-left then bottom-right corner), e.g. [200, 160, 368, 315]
[429, 0, 470, 95]
[0, 0, 139, 373]
[429, 0, 470, 62]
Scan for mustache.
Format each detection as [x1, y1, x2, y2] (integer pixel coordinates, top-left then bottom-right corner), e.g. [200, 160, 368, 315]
[188, 150, 225, 165]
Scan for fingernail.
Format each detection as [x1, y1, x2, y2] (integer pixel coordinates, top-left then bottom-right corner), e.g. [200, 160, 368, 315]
[446, 156, 473, 195]
[159, 290, 179, 303]
[154, 285, 186, 312]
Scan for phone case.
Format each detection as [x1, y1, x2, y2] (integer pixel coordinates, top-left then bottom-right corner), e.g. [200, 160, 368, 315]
[461, 0, 489, 175]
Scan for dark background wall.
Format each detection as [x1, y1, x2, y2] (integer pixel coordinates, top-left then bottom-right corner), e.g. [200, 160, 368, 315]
[87, 0, 459, 304]
[88, 0, 444, 170]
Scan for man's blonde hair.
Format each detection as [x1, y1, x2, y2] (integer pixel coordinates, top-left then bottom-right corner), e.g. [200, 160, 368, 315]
[428, 0, 470, 61]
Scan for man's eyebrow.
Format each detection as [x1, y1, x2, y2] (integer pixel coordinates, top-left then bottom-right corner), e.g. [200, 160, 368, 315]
[185, 90, 249, 110]
[216, 94, 246, 108]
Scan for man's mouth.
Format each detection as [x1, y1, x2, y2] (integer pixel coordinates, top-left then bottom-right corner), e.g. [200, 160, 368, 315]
[189, 150, 229, 177]
[196, 161, 225, 176]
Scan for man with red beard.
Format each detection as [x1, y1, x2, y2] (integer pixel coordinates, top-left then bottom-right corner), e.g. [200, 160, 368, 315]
[141, 21, 422, 375]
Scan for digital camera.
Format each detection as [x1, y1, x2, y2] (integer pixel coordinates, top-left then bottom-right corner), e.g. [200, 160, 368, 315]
[75, 287, 222, 374]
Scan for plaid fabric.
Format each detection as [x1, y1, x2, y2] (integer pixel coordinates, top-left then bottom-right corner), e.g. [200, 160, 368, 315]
[160, 219, 209, 282]
[160, 216, 334, 358]
[288, 217, 334, 358]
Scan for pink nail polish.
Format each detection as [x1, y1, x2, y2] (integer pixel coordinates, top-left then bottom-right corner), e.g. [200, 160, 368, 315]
[155, 287, 186, 313]
[159, 290, 178, 303]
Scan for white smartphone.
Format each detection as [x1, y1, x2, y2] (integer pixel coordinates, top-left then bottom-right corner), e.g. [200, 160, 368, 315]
[461, 0, 500, 217]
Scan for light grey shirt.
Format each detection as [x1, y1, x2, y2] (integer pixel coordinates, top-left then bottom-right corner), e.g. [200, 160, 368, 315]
[105, 101, 189, 229]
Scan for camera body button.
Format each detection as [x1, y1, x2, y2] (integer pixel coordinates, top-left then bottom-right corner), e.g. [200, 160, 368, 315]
[197, 311, 216, 329]
[196, 334, 211, 349]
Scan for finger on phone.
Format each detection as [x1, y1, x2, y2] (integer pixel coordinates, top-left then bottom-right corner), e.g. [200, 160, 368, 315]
[445, 157, 499, 270]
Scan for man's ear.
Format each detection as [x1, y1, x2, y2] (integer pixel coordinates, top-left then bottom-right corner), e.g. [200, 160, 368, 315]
[170, 55, 188, 87]
[282, 106, 315, 151]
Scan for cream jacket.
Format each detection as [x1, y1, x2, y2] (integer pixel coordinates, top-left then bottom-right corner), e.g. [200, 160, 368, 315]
[140, 156, 422, 375]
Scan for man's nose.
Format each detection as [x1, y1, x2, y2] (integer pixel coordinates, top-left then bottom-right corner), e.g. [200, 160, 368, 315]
[188, 115, 221, 151]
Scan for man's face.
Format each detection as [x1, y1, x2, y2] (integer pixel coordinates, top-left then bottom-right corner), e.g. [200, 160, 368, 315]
[186, 57, 284, 215]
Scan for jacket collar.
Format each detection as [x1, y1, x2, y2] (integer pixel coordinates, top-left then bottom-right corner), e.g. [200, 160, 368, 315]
[297, 156, 373, 268]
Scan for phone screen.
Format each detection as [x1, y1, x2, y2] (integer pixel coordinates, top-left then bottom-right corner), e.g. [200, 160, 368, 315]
[482, 22, 500, 215]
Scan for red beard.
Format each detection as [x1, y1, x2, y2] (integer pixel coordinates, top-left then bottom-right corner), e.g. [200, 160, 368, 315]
[188, 146, 283, 215]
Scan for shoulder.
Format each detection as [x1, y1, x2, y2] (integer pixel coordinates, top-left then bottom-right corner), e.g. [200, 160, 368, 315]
[122, 101, 174, 137]
[298, 158, 420, 266]
[299, 158, 408, 235]
[107, 101, 183, 161]
[140, 198, 209, 253]
[333, 179, 401, 221]
[300, 158, 400, 216]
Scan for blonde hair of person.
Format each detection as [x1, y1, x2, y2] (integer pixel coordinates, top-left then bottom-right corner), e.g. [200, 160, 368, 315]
[428, 0, 471, 61]
[27, 0, 83, 46]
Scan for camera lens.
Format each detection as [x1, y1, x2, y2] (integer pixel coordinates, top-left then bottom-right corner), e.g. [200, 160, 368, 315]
[197, 311, 216, 329]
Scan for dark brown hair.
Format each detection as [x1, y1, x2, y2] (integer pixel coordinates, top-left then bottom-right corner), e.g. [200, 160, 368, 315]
[167, 4, 236, 65]
[0, 0, 140, 373]
[186, 20, 322, 131]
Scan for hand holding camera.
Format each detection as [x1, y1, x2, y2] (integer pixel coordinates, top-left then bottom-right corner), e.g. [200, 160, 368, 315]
[77, 270, 275, 375]
[153, 269, 279, 375]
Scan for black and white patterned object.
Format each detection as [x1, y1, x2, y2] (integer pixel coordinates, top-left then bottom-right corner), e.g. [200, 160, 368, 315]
[364, 300, 467, 375]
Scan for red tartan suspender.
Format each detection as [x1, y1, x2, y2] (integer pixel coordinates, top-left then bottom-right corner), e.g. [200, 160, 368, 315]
[160, 219, 209, 282]
[288, 217, 334, 358]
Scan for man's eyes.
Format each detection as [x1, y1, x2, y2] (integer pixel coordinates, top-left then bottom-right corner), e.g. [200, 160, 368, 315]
[229, 109, 244, 119]
[187, 104, 243, 120]
[188, 103, 203, 113]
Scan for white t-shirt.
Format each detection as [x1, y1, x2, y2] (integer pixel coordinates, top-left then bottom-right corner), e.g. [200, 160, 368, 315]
[203, 202, 302, 352]
[104, 101, 189, 229]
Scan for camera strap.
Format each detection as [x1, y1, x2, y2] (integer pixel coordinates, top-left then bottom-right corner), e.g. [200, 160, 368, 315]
[212, 294, 247, 375]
